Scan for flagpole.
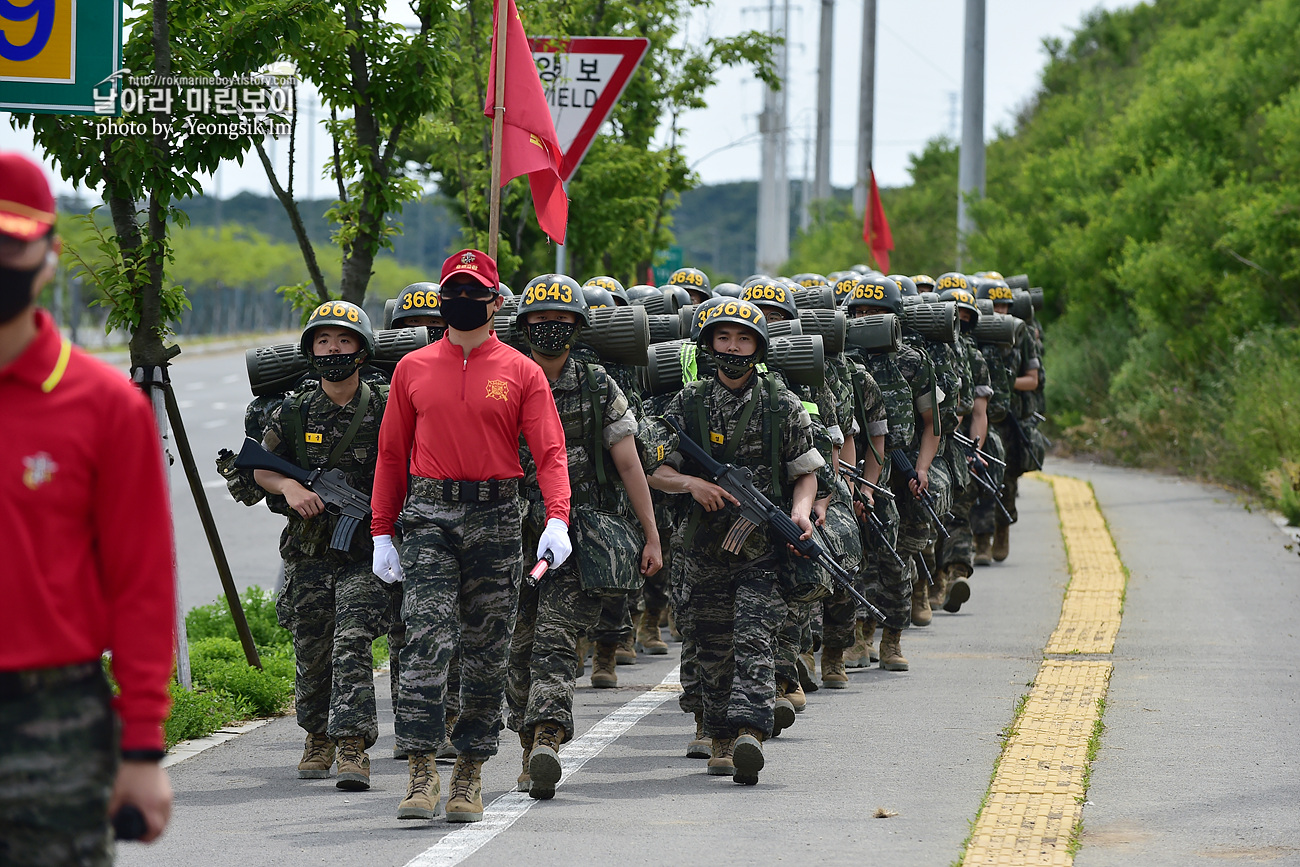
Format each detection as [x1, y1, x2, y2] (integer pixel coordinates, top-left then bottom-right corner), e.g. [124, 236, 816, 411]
[488, 0, 508, 260]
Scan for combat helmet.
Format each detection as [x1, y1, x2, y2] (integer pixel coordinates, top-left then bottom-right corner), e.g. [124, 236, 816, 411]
[842, 274, 903, 316]
[517, 274, 590, 358]
[301, 299, 376, 382]
[741, 277, 798, 321]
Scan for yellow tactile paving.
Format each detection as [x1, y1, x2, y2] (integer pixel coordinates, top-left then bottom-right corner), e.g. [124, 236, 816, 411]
[962, 475, 1124, 866]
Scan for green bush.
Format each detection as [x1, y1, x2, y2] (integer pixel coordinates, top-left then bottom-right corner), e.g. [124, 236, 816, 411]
[164, 681, 250, 749]
[185, 586, 290, 648]
[195, 660, 293, 717]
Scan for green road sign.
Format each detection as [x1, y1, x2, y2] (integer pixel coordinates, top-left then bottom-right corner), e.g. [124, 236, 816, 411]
[651, 246, 683, 285]
[1, 0, 123, 116]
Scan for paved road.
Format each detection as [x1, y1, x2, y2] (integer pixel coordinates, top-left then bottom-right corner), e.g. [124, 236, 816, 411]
[112, 349, 1300, 865]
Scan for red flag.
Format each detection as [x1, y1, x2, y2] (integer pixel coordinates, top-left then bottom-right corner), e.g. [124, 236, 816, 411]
[485, 0, 568, 245]
[862, 169, 893, 273]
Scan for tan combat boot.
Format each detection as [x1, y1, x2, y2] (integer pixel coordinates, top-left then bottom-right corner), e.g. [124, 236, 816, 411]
[615, 632, 638, 665]
[974, 534, 993, 566]
[516, 727, 533, 793]
[772, 682, 796, 737]
[943, 563, 972, 613]
[436, 712, 458, 762]
[396, 752, 441, 819]
[687, 711, 711, 759]
[797, 651, 819, 693]
[335, 736, 371, 790]
[863, 619, 879, 664]
[929, 565, 949, 611]
[445, 755, 485, 823]
[993, 524, 1010, 562]
[845, 620, 869, 669]
[528, 721, 565, 801]
[911, 583, 933, 627]
[879, 627, 909, 671]
[636, 608, 669, 655]
[297, 733, 335, 779]
[591, 642, 618, 688]
[575, 636, 591, 669]
[784, 679, 807, 713]
[707, 737, 735, 776]
[732, 726, 765, 786]
[820, 646, 849, 689]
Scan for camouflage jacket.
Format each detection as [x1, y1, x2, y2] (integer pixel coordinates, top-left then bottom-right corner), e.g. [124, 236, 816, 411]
[520, 355, 637, 529]
[905, 333, 961, 434]
[663, 372, 824, 561]
[262, 381, 387, 561]
[852, 342, 933, 454]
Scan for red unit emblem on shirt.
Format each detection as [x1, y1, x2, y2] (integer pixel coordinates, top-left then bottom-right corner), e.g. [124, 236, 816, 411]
[22, 452, 58, 490]
[485, 379, 509, 402]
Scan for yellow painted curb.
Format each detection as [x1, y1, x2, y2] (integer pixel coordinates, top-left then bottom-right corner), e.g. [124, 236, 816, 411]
[962, 474, 1124, 866]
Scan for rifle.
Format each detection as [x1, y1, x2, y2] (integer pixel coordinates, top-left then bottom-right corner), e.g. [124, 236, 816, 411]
[1006, 413, 1044, 471]
[835, 460, 906, 571]
[913, 552, 934, 587]
[952, 434, 1015, 525]
[951, 431, 1006, 468]
[887, 449, 950, 541]
[667, 418, 887, 623]
[232, 437, 371, 552]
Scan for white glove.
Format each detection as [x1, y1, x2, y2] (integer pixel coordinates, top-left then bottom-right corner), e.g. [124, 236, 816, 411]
[372, 535, 404, 584]
[536, 518, 573, 569]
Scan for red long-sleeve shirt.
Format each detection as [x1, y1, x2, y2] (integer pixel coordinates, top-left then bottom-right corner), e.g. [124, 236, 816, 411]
[0, 310, 176, 751]
[371, 333, 570, 536]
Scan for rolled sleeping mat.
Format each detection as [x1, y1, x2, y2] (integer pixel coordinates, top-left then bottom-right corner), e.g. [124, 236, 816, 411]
[246, 327, 430, 396]
[641, 339, 690, 397]
[1010, 289, 1035, 324]
[766, 318, 803, 340]
[383, 298, 397, 330]
[648, 314, 683, 344]
[792, 286, 837, 310]
[844, 313, 901, 354]
[1005, 274, 1030, 291]
[901, 295, 923, 307]
[919, 291, 941, 304]
[499, 296, 520, 318]
[678, 304, 696, 336]
[798, 309, 846, 355]
[630, 291, 680, 317]
[973, 312, 1026, 347]
[581, 305, 651, 366]
[766, 335, 825, 388]
[901, 300, 958, 344]
[976, 298, 995, 317]
[493, 313, 529, 353]
[1030, 287, 1044, 311]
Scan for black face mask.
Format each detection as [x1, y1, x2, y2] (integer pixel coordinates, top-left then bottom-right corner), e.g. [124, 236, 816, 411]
[525, 320, 578, 357]
[426, 325, 447, 343]
[312, 351, 365, 382]
[440, 295, 496, 332]
[708, 347, 761, 380]
[0, 260, 43, 325]
[959, 316, 977, 333]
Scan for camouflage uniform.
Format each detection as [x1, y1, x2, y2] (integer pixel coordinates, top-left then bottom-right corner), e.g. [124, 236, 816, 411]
[264, 382, 396, 747]
[508, 357, 639, 740]
[976, 327, 1040, 530]
[855, 343, 936, 629]
[662, 373, 824, 738]
[0, 666, 115, 867]
[940, 334, 994, 573]
[395, 488, 525, 758]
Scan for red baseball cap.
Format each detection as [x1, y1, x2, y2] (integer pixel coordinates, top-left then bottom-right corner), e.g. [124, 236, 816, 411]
[440, 249, 500, 290]
[0, 153, 57, 242]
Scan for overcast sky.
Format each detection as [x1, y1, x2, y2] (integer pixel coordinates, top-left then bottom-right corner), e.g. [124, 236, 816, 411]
[2, 0, 1136, 199]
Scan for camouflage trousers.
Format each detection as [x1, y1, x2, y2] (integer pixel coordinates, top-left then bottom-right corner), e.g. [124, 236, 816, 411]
[507, 521, 603, 740]
[972, 424, 1014, 536]
[0, 664, 116, 867]
[862, 492, 910, 630]
[641, 528, 672, 614]
[277, 554, 397, 746]
[896, 455, 953, 599]
[671, 546, 704, 716]
[593, 595, 635, 645]
[774, 600, 813, 689]
[672, 554, 788, 738]
[940, 472, 979, 576]
[817, 478, 864, 650]
[395, 492, 523, 757]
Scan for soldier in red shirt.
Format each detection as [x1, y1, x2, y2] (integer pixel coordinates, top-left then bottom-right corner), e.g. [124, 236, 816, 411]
[371, 249, 571, 824]
[0, 153, 175, 863]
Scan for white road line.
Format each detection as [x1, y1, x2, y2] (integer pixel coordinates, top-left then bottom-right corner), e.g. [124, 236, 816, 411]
[403, 668, 682, 867]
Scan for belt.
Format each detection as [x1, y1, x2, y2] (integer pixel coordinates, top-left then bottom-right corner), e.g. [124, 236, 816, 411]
[0, 660, 102, 702]
[412, 475, 519, 504]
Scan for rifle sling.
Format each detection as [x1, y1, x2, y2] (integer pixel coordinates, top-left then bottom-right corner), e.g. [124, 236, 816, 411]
[285, 381, 371, 474]
[683, 377, 764, 550]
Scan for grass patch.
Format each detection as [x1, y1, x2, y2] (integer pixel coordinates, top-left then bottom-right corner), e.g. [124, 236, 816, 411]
[165, 585, 389, 751]
[1068, 697, 1109, 857]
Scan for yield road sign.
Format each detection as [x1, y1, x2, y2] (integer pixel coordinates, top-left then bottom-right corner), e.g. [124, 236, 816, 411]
[529, 36, 649, 183]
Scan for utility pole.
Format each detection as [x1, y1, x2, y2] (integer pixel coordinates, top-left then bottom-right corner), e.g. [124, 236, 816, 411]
[957, 0, 986, 268]
[813, 0, 834, 204]
[852, 0, 876, 216]
[800, 124, 812, 232]
[756, 0, 790, 273]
